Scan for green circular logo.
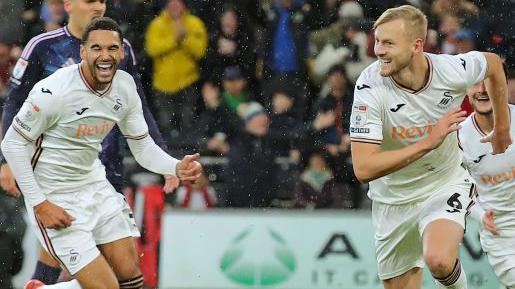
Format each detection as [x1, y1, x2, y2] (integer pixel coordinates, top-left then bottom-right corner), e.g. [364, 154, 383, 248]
[220, 227, 296, 287]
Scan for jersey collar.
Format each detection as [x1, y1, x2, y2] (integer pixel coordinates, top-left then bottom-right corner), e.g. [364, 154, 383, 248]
[389, 54, 433, 95]
[78, 64, 112, 98]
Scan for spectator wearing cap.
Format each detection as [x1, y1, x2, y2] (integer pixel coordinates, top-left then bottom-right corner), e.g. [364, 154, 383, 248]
[454, 29, 476, 54]
[221, 65, 253, 112]
[145, 0, 207, 136]
[225, 102, 278, 207]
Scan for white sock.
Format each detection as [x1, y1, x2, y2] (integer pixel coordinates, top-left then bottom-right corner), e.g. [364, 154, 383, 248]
[434, 259, 467, 289]
[42, 279, 82, 289]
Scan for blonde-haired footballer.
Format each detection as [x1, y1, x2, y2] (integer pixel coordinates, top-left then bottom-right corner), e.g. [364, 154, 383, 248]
[350, 5, 511, 289]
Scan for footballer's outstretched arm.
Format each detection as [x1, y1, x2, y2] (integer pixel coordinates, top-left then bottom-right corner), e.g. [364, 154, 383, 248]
[351, 108, 466, 183]
[120, 77, 202, 183]
[126, 135, 201, 182]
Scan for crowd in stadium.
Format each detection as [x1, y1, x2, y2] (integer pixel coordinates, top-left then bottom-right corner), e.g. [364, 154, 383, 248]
[0, 0, 513, 211]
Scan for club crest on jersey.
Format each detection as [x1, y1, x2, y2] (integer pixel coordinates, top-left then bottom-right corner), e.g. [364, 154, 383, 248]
[69, 249, 81, 266]
[352, 104, 367, 127]
[112, 98, 122, 112]
[437, 91, 454, 108]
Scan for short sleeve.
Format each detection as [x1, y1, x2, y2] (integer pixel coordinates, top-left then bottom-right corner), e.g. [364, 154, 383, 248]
[117, 78, 149, 140]
[455, 51, 488, 88]
[11, 84, 60, 141]
[349, 83, 383, 144]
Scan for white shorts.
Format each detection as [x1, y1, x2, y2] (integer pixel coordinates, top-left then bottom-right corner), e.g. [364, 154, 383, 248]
[480, 212, 515, 287]
[26, 180, 140, 275]
[372, 181, 474, 280]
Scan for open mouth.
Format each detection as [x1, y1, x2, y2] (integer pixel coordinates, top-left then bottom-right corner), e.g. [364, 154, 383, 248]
[96, 62, 114, 77]
[475, 94, 489, 102]
[379, 59, 392, 67]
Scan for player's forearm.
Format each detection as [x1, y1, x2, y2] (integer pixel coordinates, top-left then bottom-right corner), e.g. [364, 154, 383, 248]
[0, 127, 46, 207]
[351, 140, 432, 183]
[484, 52, 510, 131]
[127, 135, 179, 176]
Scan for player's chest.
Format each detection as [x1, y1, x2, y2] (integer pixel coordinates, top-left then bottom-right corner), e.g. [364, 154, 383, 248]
[58, 93, 127, 140]
[383, 89, 465, 140]
[465, 143, 515, 187]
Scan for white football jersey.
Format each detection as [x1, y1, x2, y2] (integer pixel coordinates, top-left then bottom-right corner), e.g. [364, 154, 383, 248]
[11, 64, 148, 194]
[350, 51, 487, 204]
[458, 105, 515, 213]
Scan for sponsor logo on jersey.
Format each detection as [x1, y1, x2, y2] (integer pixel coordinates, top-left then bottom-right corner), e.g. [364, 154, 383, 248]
[41, 88, 52, 95]
[75, 121, 111, 137]
[350, 127, 370, 133]
[12, 58, 28, 80]
[352, 104, 367, 127]
[76, 107, 89, 115]
[391, 123, 435, 140]
[356, 84, 371, 90]
[14, 116, 32, 132]
[390, 103, 405, 112]
[479, 167, 515, 186]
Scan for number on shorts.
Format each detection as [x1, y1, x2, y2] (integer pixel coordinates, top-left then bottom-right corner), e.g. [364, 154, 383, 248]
[446, 193, 462, 213]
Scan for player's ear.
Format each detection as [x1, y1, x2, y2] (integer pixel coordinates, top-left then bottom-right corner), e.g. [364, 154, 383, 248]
[119, 42, 125, 60]
[63, 0, 73, 14]
[80, 44, 86, 60]
[413, 37, 424, 53]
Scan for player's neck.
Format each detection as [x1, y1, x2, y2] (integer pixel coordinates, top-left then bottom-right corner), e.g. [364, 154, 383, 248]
[474, 112, 494, 134]
[392, 54, 429, 92]
[66, 21, 83, 40]
[79, 62, 110, 91]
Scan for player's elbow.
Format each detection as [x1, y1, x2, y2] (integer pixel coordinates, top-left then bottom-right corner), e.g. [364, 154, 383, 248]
[1, 138, 12, 159]
[483, 52, 503, 74]
[353, 166, 374, 183]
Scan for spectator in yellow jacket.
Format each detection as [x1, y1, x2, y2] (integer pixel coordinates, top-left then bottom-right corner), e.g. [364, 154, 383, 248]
[146, 0, 207, 137]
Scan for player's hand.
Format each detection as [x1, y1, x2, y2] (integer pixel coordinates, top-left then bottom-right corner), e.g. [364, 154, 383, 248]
[480, 129, 512, 154]
[0, 164, 21, 198]
[423, 108, 467, 150]
[34, 200, 75, 230]
[163, 175, 180, 194]
[482, 210, 498, 235]
[176, 153, 202, 182]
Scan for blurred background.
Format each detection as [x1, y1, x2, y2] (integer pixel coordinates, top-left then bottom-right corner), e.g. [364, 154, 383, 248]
[0, 0, 514, 288]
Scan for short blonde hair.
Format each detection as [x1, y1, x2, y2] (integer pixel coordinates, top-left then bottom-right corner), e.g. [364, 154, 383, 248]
[374, 5, 428, 41]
